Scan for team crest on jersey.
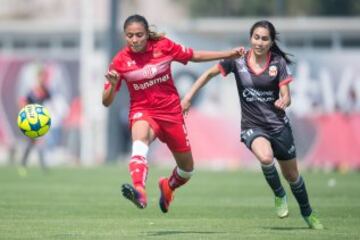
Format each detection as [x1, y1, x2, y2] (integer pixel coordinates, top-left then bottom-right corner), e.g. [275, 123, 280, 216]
[142, 65, 158, 79]
[127, 60, 136, 67]
[132, 112, 143, 119]
[153, 50, 162, 58]
[269, 65, 278, 77]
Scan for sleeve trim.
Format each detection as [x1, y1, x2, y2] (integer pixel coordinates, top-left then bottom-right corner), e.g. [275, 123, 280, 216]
[217, 63, 227, 77]
[279, 77, 293, 87]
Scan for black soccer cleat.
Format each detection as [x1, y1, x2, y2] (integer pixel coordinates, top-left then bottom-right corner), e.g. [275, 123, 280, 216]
[121, 183, 147, 209]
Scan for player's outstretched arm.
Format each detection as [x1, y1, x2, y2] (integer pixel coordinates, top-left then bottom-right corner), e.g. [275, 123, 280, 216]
[102, 70, 120, 107]
[191, 47, 245, 62]
[181, 64, 221, 115]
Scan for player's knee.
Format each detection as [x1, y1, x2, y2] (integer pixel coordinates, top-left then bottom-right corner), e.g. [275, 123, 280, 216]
[258, 153, 274, 165]
[283, 171, 299, 182]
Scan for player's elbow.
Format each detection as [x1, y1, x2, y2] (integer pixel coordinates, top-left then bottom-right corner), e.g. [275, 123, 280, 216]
[102, 97, 112, 107]
[102, 101, 111, 107]
[102, 101, 109, 107]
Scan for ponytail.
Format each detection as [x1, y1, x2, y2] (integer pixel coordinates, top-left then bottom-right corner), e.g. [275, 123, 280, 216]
[148, 25, 165, 40]
[271, 42, 293, 64]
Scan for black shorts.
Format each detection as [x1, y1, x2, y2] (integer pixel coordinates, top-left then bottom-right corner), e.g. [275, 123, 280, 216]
[240, 124, 297, 161]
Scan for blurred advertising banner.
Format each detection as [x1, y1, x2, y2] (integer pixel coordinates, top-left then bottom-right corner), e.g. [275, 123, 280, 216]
[0, 57, 82, 165]
[151, 50, 360, 170]
[2, 50, 359, 170]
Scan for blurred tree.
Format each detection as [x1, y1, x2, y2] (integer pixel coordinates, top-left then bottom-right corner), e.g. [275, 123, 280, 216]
[317, 0, 360, 16]
[185, 0, 276, 17]
[184, 0, 360, 17]
[287, 0, 360, 16]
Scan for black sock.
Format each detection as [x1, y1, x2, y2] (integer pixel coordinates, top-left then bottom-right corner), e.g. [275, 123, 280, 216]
[21, 142, 33, 167]
[289, 176, 312, 217]
[261, 162, 286, 198]
[38, 148, 47, 170]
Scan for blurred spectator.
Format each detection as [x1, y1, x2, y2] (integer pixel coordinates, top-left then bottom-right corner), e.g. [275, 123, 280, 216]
[17, 64, 51, 176]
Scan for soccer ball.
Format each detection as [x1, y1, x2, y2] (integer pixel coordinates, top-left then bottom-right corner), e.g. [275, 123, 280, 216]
[17, 104, 51, 139]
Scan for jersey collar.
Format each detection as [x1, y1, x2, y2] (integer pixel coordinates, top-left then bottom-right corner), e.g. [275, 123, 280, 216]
[247, 49, 272, 76]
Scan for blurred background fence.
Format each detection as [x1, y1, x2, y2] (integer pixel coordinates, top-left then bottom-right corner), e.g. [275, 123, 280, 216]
[0, 0, 359, 170]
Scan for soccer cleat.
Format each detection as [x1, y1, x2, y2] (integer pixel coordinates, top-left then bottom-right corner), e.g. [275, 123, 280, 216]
[304, 213, 324, 230]
[275, 195, 289, 218]
[158, 177, 174, 213]
[121, 184, 147, 209]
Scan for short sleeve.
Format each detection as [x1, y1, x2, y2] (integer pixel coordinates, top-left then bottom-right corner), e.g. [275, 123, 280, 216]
[218, 59, 235, 76]
[278, 57, 293, 87]
[161, 38, 194, 64]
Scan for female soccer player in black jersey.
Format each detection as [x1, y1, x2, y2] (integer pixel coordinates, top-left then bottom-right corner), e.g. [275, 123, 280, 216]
[182, 20, 323, 230]
[18, 66, 51, 176]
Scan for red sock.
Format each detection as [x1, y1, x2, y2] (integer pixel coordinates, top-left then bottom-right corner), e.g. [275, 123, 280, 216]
[168, 167, 189, 190]
[128, 155, 148, 189]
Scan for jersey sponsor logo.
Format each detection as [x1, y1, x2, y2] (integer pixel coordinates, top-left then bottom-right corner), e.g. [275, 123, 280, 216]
[142, 65, 158, 79]
[269, 65, 278, 77]
[133, 74, 170, 90]
[242, 88, 275, 102]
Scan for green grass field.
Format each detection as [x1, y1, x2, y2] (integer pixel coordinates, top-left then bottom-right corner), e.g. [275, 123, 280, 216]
[0, 165, 359, 240]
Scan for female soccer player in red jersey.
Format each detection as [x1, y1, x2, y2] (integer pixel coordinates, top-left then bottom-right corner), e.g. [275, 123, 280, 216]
[182, 20, 324, 229]
[102, 14, 244, 213]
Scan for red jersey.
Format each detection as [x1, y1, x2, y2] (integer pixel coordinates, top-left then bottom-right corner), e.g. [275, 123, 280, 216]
[107, 37, 194, 123]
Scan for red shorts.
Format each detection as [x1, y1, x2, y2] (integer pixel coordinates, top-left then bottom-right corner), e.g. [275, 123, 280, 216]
[129, 111, 191, 152]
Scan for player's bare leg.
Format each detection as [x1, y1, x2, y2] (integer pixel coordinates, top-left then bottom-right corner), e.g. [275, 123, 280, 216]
[251, 137, 288, 218]
[18, 139, 35, 177]
[122, 120, 155, 209]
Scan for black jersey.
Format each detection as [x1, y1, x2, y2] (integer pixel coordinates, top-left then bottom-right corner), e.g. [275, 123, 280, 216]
[25, 86, 51, 105]
[219, 50, 292, 133]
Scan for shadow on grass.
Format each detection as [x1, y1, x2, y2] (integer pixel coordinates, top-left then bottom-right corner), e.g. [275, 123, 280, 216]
[264, 226, 309, 231]
[147, 230, 227, 236]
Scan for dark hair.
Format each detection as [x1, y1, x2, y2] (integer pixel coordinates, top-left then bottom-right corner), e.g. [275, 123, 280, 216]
[250, 20, 293, 64]
[123, 14, 165, 40]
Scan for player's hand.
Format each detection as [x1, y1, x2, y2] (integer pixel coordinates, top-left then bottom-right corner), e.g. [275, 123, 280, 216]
[105, 70, 120, 86]
[274, 98, 288, 110]
[229, 46, 246, 58]
[181, 98, 191, 117]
